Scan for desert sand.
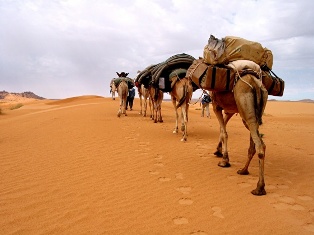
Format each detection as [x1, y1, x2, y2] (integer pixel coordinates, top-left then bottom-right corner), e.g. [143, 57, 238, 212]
[1, 96, 314, 234]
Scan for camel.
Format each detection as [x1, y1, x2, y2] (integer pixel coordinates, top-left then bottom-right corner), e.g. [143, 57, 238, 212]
[211, 72, 268, 195]
[110, 72, 129, 101]
[110, 79, 116, 100]
[137, 84, 152, 117]
[169, 70, 193, 141]
[148, 85, 164, 123]
[111, 79, 129, 117]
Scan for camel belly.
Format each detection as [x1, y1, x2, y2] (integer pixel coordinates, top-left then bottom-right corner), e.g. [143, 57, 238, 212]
[212, 91, 239, 113]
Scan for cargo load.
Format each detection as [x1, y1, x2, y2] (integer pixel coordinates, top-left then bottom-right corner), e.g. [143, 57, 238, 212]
[203, 35, 273, 70]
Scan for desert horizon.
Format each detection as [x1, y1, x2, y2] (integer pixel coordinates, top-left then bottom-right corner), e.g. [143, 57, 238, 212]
[1, 95, 314, 234]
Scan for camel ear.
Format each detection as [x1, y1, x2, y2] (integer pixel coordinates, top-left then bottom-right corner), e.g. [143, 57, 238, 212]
[125, 73, 129, 77]
[116, 72, 120, 77]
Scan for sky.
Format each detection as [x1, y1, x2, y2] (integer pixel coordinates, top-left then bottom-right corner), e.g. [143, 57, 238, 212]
[1, 0, 314, 101]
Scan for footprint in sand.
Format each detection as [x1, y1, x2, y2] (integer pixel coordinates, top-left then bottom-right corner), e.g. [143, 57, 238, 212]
[212, 206, 224, 219]
[176, 186, 192, 195]
[227, 175, 238, 180]
[270, 194, 306, 211]
[267, 184, 289, 190]
[149, 170, 159, 175]
[297, 195, 313, 201]
[237, 182, 252, 188]
[175, 173, 184, 180]
[173, 217, 189, 225]
[303, 224, 314, 232]
[272, 202, 305, 211]
[158, 177, 171, 182]
[155, 154, 163, 160]
[190, 230, 208, 235]
[279, 195, 296, 204]
[154, 162, 164, 167]
[179, 198, 193, 205]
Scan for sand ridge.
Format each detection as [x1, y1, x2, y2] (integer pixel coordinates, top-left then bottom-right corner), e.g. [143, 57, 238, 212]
[0, 96, 313, 234]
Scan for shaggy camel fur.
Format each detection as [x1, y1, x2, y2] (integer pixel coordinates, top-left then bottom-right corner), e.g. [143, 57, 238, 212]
[211, 73, 268, 196]
[137, 84, 152, 117]
[111, 79, 129, 117]
[148, 85, 163, 123]
[169, 76, 193, 141]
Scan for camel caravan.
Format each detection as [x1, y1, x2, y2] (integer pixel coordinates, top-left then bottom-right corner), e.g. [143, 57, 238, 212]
[109, 35, 285, 195]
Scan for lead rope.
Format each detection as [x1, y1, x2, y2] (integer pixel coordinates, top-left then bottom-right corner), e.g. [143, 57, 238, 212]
[228, 63, 254, 90]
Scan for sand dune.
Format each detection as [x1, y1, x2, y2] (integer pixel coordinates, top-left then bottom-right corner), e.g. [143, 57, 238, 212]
[1, 96, 313, 234]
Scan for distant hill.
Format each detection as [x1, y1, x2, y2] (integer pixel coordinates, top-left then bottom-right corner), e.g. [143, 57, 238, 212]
[0, 91, 45, 101]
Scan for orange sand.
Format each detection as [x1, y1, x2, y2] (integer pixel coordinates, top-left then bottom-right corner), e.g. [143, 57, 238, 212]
[1, 96, 313, 234]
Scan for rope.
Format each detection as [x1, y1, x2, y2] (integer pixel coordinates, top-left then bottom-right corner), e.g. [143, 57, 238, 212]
[190, 89, 207, 105]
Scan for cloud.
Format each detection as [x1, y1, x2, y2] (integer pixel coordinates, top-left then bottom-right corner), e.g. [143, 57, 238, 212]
[0, 0, 314, 100]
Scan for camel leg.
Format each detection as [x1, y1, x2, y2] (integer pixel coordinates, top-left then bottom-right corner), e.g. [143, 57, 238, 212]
[148, 98, 152, 118]
[213, 107, 230, 167]
[158, 106, 163, 123]
[214, 112, 234, 159]
[250, 128, 266, 196]
[181, 105, 188, 142]
[159, 92, 163, 123]
[237, 135, 255, 175]
[153, 103, 157, 123]
[172, 96, 179, 133]
[139, 94, 142, 115]
[143, 98, 147, 117]
[117, 100, 122, 117]
[122, 99, 127, 116]
[180, 108, 185, 132]
[236, 94, 266, 195]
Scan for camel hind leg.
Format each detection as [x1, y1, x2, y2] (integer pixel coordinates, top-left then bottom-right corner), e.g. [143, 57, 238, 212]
[180, 103, 188, 142]
[172, 96, 179, 133]
[236, 92, 266, 195]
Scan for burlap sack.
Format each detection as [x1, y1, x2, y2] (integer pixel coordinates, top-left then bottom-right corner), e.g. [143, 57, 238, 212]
[187, 59, 235, 91]
[262, 71, 285, 96]
[203, 35, 273, 70]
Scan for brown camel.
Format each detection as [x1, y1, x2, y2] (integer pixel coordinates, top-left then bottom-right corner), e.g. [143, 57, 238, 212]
[110, 79, 116, 100]
[111, 79, 129, 117]
[137, 84, 152, 117]
[169, 72, 193, 141]
[211, 72, 268, 196]
[148, 85, 163, 123]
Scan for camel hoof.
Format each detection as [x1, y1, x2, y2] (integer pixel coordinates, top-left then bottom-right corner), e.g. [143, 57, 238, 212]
[214, 151, 223, 157]
[125, 113, 127, 116]
[117, 113, 121, 117]
[251, 188, 266, 196]
[237, 169, 249, 175]
[180, 137, 187, 142]
[218, 161, 231, 168]
[173, 130, 178, 134]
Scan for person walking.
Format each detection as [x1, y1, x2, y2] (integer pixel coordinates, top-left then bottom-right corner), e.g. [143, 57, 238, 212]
[201, 93, 211, 118]
[126, 87, 135, 110]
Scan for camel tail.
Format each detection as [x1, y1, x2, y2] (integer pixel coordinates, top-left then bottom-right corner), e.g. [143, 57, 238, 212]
[176, 83, 187, 109]
[254, 86, 267, 126]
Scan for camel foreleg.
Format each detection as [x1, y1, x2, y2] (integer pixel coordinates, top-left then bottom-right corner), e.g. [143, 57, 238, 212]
[172, 97, 179, 133]
[180, 105, 188, 142]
